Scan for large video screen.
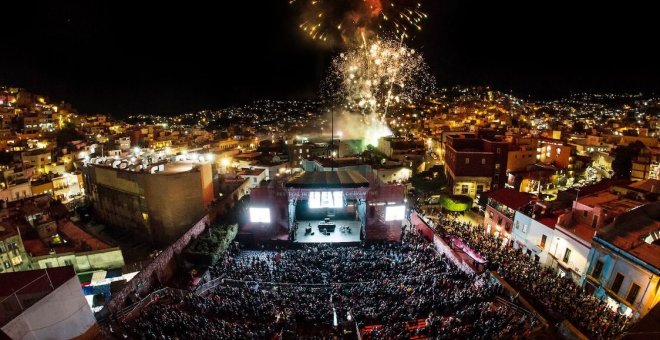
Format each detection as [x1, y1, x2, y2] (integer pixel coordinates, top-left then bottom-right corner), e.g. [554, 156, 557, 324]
[309, 191, 343, 209]
[249, 208, 271, 223]
[385, 205, 405, 221]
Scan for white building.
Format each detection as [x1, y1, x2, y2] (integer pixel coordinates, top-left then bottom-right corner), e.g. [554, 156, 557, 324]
[511, 201, 561, 265]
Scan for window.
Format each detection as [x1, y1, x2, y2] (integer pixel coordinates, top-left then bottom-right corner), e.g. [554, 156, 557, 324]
[611, 273, 625, 294]
[64, 259, 73, 266]
[481, 158, 486, 165]
[526, 249, 532, 257]
[46, 262, 53, 268]
[626, 283, 640, 304]
[465, 158, 470, 165]
[522, 224, 529, 233]
[495, 163, 500, 170]
[562, 248, 571, 263]
[583, 210, 588, 217]
[534, 255, 540, 262]
[591, 260, 604, 279]
[461, 185, 469, 195]
[540, 235, 547, 249]
[477, 185, 484, 194]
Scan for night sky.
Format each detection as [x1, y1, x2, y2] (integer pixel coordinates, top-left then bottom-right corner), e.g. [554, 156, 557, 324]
[1, 1, 658, 116]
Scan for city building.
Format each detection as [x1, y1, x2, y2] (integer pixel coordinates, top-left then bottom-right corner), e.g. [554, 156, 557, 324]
[81, 156, 214, 246]
[584, 202, 660, 320]
[443, 134, 509, 198]
[511, 201, 563, 264]
[483, 188, 534, 245]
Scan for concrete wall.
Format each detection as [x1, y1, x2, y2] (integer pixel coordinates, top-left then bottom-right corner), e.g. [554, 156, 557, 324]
[1, 276, 97, 340]
[143, 170, 207, 244]
[83, 163, 212, 246]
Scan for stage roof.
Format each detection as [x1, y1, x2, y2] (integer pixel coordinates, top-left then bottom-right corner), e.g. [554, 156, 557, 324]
[286, 171, 370, 189]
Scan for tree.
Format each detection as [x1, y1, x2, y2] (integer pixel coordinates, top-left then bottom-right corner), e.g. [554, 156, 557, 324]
[439, 194, 473, 212]
[411, 169, 447, 195]
[611, 141, 645, 179]
[56, 122, 85, 148]
[572, 121, 586, 134]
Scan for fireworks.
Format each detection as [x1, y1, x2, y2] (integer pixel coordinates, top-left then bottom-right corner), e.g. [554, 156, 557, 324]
[289, 0, 427, 45]
[324, 38, 435, 148]
[325, 38, 434, 116]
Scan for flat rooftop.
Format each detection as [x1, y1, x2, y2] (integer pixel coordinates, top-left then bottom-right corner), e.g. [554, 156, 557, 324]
[286, 170, 370, 189]
[579, 191, 644, 216]
[24, 220, 113, 257]
[597, 202, 660, 270]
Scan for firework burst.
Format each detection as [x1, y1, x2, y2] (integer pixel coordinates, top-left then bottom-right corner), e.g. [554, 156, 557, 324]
[324, 38, 434, 116]
[289, 0, 427, 45]
[323, 38, 434, 147]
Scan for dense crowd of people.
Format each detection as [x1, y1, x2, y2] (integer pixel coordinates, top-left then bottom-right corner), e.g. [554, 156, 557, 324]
[116, 231, 533, 339]
[434, 214, 630, 339]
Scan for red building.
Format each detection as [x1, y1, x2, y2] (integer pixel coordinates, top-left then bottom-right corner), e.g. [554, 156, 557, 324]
[444, 134, 509, 198]
[483, 188, 534, 245]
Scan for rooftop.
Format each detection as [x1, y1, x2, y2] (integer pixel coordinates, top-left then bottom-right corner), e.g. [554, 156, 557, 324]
[24, 220, 113, 257]
[578, 191, 644, 216]
[596, 202, 660, 270]
[0, 266, 76, 326]
[286, 170, 370, 189]
[486, 188, 534, 210]
[627, 179, 660, 193]
[238, 168, 265, 177]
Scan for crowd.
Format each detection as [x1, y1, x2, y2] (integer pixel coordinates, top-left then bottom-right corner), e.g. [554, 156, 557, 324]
[116, 231, 533, 339]
[434, 214, 630, 339]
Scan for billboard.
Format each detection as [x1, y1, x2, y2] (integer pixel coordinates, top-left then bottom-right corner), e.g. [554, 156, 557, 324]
[385, 205, 405, 221]
[249, 207, 271, 223]
[309, 191, 343, 208]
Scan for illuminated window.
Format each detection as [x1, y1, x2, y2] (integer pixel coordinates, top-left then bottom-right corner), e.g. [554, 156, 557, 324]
[556, 148, 561, 155]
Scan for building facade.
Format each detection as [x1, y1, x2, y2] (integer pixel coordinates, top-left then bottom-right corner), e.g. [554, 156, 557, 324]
[583, 202, 660, 320]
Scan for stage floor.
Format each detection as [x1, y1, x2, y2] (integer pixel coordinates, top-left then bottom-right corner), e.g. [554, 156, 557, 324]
[294, 219, 361, 243]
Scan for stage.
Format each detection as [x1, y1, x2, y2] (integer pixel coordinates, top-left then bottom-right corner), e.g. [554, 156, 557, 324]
[294, 220, 361, 243]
